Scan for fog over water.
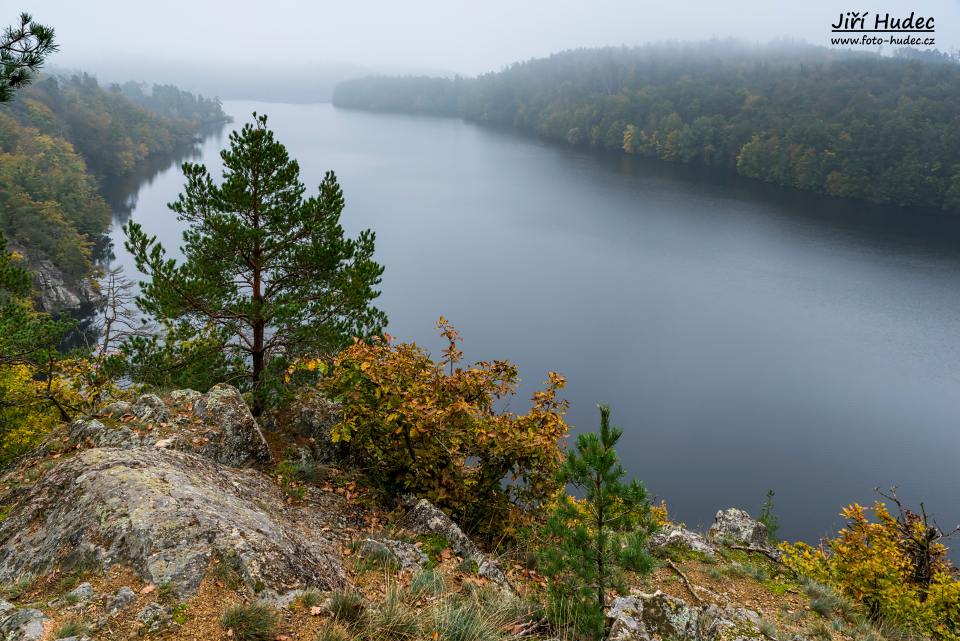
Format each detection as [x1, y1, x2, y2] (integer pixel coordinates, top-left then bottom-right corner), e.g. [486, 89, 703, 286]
[27, 0, 960, 100]
[104, 101, 960, 544]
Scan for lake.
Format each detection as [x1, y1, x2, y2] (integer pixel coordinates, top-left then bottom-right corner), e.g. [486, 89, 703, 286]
[103, 100, 960, 544]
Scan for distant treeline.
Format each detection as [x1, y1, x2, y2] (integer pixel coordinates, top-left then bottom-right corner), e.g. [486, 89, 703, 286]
[0, 73, 223, 287]
[333, 43, 960, 210]
[116, 81, 231, 126]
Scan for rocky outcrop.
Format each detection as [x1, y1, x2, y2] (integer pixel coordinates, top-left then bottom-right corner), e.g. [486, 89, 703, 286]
[357, 538, 428, 572]
[285, 387, 341, 462]
[168, 389, 202, 407]
[28, 256, 98, 314]
[708, 508, 768, 548]
[0, 447, 345, 598]
[190, 384, 272, 466]
[66, 583, 94, 603]
[401, 499, 511, 590]
[607, 591, 762, 641]
[649, 525, 716, 559]
[131, 394, 170, 424]
[84, 386, 272, 467]
[0, 607, 47, 641]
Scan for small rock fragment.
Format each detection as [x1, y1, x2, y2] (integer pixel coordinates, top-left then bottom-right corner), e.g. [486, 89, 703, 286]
[137, 602, 172, 632]
[66, 582, 95, 603]
[106, 586, 136, 613]
[133, 394, 170, 423]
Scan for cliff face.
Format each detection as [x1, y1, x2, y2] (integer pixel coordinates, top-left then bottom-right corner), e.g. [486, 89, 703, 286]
[28, 257, 99, 314]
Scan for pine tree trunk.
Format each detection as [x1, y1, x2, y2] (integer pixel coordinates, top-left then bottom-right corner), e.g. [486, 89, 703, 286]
[596, 471, 605, 613]
[251, 167, 264, 416]
[252, 320, 264, 416]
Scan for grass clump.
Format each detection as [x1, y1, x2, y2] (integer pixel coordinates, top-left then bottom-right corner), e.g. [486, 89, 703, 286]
[1, 576, 32, 600]
[277, 456, 327, 484]
[220, 603, 278, 641]
[802, 578, 844, 618]
[410, 567, 445, 597]
[316, 622, 353, 641]
[55, 619, 91, 638]
[299, 589, 323, 609]
[211, 552, 246, 591]
[366, 588, 418, 640]
[329, 591, 365, 624]
[431, 594, 519, 641]
[759, 619, 780, 640]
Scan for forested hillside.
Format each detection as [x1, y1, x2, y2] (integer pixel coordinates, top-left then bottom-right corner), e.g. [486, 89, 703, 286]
[0, 73, 227, 301]
[117, 80, 231, 126]
[333, 43, 960, 210]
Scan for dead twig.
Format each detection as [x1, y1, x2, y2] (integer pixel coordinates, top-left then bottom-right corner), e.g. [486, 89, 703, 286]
[666, 559, 702, 605]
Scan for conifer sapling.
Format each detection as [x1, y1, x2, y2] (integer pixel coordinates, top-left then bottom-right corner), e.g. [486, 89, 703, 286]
[540, 404, 656, 639]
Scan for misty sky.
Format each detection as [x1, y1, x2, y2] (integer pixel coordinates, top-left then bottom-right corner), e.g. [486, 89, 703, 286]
[21, 0, 960, 78]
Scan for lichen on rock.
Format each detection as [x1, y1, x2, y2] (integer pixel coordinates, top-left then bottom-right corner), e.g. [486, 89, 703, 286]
[0, 447, 345, 598]
[708, 508, 768, 548]
[190, 383, 272, 466]
[400, 499, 512, 590]
[649, 524, 716, 559]
[607, 591, 763, 641]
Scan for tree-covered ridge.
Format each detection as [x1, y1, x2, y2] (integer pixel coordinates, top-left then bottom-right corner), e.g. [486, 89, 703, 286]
[0, 73, 222, 285]
[116, 80, 230, 126]
[0, 110, 108, 281]
[5, 74, 201, 179]
[333, 42, 960, 210]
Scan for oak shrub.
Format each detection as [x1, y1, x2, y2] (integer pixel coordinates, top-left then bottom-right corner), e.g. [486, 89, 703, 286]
[781, 501, 960, 640]
[314, 317, 569, 536]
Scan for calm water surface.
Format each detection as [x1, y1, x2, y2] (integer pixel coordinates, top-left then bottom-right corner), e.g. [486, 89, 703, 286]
[104, 101, 960, 543]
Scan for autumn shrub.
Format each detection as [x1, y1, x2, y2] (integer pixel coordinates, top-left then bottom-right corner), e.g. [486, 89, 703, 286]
[0, 364, 61, 463]
[317, 317, 569, 537]
[0, 235, 124, 461]
[781, 497, 960, 640]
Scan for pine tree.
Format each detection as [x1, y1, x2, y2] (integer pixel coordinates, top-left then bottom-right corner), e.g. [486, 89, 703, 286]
[540, 405, 656, 639]
[125, 113, 387, 413]
[1, 12, 57, 103]
[758, 489, 779, 544]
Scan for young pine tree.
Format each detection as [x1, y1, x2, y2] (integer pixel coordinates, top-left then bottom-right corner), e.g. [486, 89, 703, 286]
[540, 405, 656, 640]
[125, 114, 387, 413]
[758, 489, 779, 544]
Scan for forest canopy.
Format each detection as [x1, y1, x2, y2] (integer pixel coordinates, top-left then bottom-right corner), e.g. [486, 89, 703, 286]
[333, 42, 960, 211]
[0, 73, 228, 288]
